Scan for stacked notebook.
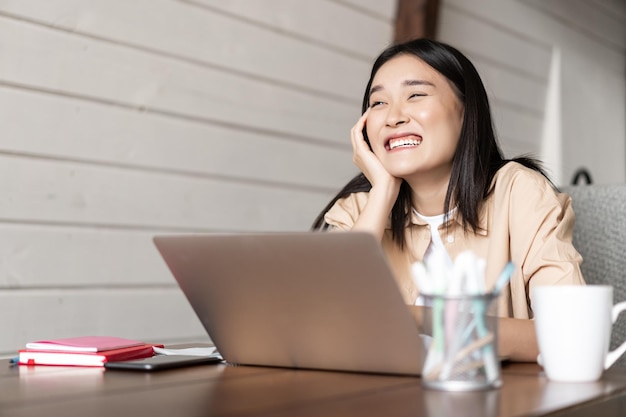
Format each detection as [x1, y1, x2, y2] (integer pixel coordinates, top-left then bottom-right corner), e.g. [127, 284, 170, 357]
[18, 336, 161, 367]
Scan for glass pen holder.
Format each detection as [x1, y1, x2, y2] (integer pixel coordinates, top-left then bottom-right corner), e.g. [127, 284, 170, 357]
[421, 293, 501, 391]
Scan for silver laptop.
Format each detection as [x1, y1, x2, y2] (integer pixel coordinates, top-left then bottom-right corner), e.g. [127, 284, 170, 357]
[153, 232, 426, 376]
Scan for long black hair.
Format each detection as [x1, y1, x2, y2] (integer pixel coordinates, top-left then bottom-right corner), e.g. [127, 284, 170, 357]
[312, 38, 547, 248]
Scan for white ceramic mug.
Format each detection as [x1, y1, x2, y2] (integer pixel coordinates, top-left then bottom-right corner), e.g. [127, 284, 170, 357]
[532, 285, 626, 382]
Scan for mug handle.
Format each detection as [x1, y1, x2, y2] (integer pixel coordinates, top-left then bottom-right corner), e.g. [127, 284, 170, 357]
[605, 301, 626, 369]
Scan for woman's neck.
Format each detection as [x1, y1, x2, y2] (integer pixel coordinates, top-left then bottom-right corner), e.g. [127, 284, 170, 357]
[406, 172, 452, 216]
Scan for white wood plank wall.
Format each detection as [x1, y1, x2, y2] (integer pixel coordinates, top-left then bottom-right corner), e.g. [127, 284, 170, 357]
[0, 0, 395, 355]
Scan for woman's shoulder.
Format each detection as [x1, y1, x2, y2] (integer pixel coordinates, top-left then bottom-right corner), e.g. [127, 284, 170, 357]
[333, 191, 370, 210]
[492, 160, 554, 191]
[323, 191, 370, 229]
[491, 161, 569, 207]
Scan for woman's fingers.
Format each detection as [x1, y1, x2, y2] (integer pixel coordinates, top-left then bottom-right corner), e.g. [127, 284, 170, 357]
[350, 108, 370, 152]
[351, 115, 374, 170]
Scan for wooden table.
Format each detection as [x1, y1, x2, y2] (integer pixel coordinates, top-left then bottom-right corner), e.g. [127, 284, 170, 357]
[2, 358, 626, 416]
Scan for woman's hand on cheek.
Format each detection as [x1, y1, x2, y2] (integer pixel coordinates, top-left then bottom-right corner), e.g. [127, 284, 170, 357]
[351, 110, 402, 195]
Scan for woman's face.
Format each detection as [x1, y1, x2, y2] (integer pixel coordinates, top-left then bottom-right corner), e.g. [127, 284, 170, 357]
[365, 54, 464, 182]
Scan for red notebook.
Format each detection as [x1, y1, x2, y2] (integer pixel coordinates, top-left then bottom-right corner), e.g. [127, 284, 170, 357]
[25, 336, 146, 352]
[19, 336, 164, 367]
[18, 344, 160, 367]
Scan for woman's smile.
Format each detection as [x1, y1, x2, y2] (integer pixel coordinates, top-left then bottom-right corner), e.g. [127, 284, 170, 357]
[386, 134, 423, 151]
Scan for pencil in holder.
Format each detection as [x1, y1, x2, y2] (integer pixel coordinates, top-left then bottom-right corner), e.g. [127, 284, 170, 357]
[420, 293, 501, 391]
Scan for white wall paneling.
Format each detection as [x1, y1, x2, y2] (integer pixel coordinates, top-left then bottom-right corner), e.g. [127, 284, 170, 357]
[0, 16, 356, 146]
[438, 4, 553, 80]
[329, 0, 397, 23]
[0, 0, 376, 100]
[2, 154, 328, 231]
[0, 289, 208, 353]
[180, 0, 392, 59]
[0, 225, 176, 287]
[0, 87, 356, 191]
[522, 0, 626, 53]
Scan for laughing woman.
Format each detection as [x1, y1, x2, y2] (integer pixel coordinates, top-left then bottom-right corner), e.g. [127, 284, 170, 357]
[312, 38, 584, 362]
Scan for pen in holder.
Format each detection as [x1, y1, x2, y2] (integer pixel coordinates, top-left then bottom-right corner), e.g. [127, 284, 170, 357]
[412, 252, 513, 391]
[421, 292, 501, 391]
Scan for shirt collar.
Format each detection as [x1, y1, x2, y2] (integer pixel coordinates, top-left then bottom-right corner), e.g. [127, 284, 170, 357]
[408, 205, 489, 236]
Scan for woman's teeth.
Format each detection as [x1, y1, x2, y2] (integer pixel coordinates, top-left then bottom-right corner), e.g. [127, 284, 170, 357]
[389, 136, 422, 150]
